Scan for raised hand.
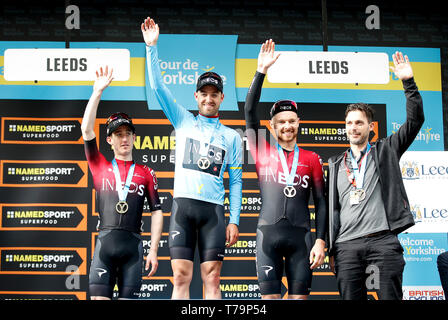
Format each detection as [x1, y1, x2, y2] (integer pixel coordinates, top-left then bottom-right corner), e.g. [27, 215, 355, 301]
[93, 66, 114, 93]
[390, 51, 413, 81]
[141, 17, 159, 47]
[257, 39, 281, 74]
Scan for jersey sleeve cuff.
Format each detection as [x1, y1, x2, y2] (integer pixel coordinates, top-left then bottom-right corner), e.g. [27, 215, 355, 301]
[229, 216, 240, 226]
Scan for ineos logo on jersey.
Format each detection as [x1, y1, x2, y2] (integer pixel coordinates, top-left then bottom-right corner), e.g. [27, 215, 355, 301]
[261, 166, 310, 188]
[182, 137, 226, 177]
[101, 179, 146, 196]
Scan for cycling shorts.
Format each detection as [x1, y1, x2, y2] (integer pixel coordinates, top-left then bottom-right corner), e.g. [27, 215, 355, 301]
[169, 197, 226, 263]
[89, 229, 143, 299]
[256, 218, 313, 296]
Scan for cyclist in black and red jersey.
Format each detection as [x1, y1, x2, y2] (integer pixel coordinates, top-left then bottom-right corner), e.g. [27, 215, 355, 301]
[81, 66, 163, 300]
[244, 40, 327, 299]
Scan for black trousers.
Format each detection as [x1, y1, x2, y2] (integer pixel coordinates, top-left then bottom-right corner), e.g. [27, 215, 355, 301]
[334, 232, 405, 300]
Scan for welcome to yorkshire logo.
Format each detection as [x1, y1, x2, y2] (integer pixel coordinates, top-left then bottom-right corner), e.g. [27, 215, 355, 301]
[415, 127, 441, 145]
[392, 124, 441, 145]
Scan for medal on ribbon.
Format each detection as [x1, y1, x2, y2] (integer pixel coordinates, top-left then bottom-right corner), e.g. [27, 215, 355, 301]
[345, 144, 371, 206]
[195, 116, 220, 171]
[115, 201, 129, 214]
[277, 144, 299, 198]
[197, 157, 211, 170]
[283, 185, 297, 198]
[112, 159, 135, 215]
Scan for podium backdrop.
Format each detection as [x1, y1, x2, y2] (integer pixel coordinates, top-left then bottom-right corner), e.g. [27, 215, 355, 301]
[0, 0, 447, 300]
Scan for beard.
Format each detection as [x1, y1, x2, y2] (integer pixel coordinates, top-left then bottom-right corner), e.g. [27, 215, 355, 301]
[276, 128, 298, 144]
[348, 131, 369, 145]
[198, 102, 220, 117]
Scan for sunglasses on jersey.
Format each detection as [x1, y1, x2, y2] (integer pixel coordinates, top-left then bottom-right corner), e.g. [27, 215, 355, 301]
[106, 112, 132, 126]
[199, 72, 222, 81]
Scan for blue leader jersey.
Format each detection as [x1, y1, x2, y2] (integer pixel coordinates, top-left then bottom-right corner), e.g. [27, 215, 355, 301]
[145, 45, 243, 225]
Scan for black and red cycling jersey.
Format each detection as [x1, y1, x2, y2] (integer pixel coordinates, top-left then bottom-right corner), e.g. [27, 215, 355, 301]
[84, 138, 161, 234]
[244, 71, 327, 240]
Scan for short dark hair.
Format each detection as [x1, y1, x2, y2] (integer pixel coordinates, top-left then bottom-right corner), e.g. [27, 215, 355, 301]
[345, 103, 374, 123]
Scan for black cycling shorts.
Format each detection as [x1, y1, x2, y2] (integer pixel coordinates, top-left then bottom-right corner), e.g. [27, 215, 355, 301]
[256, 218, 313, 296]
[169, 197, 226, 263]
[89, 229, 143, 299]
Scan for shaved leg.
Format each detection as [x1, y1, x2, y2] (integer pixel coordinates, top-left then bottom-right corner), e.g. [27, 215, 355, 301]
[171, 259, 193, 299]
[200, 261, 223, 299]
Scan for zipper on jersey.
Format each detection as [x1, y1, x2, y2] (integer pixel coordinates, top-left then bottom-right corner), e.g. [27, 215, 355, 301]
[118, 160, 126, 228]
[282, 193, 287, 219]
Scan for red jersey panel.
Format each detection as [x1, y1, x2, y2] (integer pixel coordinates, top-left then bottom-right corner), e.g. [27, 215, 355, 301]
[84, 138, 161, 233]
[244, 71, 327, 239]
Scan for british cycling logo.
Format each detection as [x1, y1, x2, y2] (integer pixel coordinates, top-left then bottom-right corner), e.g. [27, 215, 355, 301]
[403, 287, 445, 300]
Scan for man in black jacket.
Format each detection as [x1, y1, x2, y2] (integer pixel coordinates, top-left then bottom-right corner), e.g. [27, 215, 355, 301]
[327, 52, 424, 300]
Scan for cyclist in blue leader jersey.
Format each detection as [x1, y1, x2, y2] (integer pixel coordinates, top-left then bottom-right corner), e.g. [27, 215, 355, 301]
[141, 16, 243, 299]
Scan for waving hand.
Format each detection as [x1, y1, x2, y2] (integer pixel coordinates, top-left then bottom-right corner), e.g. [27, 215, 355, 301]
[141, 17, 160, 47]
[257, 39, 281, 74]
[390, 51, 413, 80]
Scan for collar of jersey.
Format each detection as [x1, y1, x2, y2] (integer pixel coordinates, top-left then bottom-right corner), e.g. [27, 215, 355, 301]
[114, 158, 135, 165]
[197, 113, 221, 125]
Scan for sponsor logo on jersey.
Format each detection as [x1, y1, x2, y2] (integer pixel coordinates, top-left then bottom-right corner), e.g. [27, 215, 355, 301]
[170, 230, 181, 240]
[261, 265, 274, 277]
[96, 268, 107, 278]
[182, 137, 226, 177]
